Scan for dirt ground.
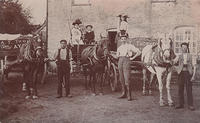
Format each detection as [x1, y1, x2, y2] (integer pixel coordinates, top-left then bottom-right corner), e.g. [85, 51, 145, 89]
[0, 73, 200, 123]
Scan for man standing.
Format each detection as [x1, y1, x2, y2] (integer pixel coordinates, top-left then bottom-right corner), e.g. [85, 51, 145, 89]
[54, 40, 73, 98]
[175, 42, 195, 110]
[116, 35, 141, 101]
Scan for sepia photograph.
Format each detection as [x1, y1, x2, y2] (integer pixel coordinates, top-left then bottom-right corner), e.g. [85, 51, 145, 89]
[0, 0, 200, 122]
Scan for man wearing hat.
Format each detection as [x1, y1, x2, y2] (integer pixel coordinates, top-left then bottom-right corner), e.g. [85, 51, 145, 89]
[117, 13, 129, 33]
[84, 25, 95, 44]
[71, 19, 84, 45]
[54, 40, 73, 98]
[116, 35, 141, 101]
[115, 30, 129, 48]
[175, 42, 195, 110]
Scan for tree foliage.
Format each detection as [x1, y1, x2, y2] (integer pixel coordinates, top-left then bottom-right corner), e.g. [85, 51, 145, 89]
[0, 0, 33, 34]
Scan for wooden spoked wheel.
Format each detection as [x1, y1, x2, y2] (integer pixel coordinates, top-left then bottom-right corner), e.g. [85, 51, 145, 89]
[109, 63, 118, 92]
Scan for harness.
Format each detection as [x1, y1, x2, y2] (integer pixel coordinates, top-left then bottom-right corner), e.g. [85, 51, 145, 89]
[145, 46, 173, 73]
[87, 45, 107, 66]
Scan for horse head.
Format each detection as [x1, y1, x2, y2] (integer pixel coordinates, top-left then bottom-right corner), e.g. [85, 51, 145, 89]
[35, 46, 44, 59]
[158, 37, 173, 63]
[96, 38, 109, 61]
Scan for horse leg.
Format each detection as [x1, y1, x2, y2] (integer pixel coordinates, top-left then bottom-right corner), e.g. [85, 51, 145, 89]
[91, 73, 97, 96]
[41, 63, 47, 84]
[32, 69, 38, 99]
[89, 72, 92, 89]
[142, 68, 148, 96]
[166, 72, 173, 106]
[84, 74, 88, 90]
[149, 73, 155, 95]
[22, 70, 27, 91]
[25, 66, 31, 99]
[22, 64, 28, 92]
[155, 67, 164, 106]
[99, 73, 104, 95]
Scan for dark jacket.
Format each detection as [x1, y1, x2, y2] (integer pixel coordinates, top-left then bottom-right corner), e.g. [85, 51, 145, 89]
[175, 53, 193, 75]
[84, 31, 95, 44]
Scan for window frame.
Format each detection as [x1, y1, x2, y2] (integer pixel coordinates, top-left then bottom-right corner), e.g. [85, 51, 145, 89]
[72, 0, 91, 6]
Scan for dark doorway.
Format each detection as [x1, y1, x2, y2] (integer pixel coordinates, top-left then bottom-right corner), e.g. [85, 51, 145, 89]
[108, 31, 117, 51]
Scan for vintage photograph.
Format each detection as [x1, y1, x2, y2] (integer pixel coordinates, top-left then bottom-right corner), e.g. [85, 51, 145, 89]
[0, 0, 200, 122]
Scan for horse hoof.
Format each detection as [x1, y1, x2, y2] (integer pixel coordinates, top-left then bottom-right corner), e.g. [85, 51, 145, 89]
[168, 102, 174, 107]
[149, 91, 153, 96]
[159, 102, 166, 107]
[160, 104, 165, 107]
[32, 95, 38, 99]
[99, 93, 103, 96]
[91, 93, 97, 96]
[22, 88, 27, 92]
[25, 96, 31, 99]
[22, 83, 27, 91]
[142, 92, 148, 96]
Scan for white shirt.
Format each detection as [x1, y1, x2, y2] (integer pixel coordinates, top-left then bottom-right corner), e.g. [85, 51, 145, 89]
[119, 21, 128, 31]
[71, 28, 84, 44]
[183, 53, 188, 64]
[117, 43, 140, 57]
[54, 48, 73, 61]
[60, 49, 67, 60]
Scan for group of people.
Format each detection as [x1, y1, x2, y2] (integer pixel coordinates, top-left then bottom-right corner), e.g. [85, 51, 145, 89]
[21, 14, 199, 112]
[71, 19, 95, 45]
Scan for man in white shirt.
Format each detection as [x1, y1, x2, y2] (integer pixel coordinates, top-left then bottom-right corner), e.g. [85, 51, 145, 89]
[116, 35, 141, 101]
[54, 40, 73, 98]
[175, 42, 195, 110]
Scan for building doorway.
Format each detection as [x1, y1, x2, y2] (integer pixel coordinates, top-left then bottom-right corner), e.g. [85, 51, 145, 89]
[107, 28, 117, 51]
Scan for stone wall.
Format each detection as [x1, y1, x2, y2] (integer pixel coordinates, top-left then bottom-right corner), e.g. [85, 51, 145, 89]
[47, 0, 200, 69]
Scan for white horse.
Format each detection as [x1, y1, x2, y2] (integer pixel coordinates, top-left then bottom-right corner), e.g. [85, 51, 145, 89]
[141, 38, 178, 106]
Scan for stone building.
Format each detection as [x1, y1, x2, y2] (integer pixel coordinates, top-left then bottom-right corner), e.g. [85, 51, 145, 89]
[47, 0, 200, 67]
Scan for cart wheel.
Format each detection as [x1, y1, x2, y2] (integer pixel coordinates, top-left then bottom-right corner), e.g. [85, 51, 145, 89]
[0, 59, 4, 82]
[109, 63, 118, 92]
[0, 59, 5, 96]
[104, 60, 111, 86]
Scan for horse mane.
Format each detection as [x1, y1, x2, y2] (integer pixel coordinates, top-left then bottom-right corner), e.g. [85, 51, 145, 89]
[98, 38, 108, 48]
[22, 40, 34, 61]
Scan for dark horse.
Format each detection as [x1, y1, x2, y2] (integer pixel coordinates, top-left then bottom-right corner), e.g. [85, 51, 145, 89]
[81, 38, 109, 95]
[19, 40, 45, 99]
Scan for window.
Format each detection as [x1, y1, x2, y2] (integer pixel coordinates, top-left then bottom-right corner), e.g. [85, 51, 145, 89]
[188, 31, 191, 40]
[175, 48, 179, 53]
[193, 42, 196, 47]
[176, 42, 180, 47]
[185, 31, 188, 40]
[176, 32, 179, 41]
[151, 0, 176, 3]
[72, 0, 91, 6]
[185, 30, 191, 40]
[180, 33, 183, 41]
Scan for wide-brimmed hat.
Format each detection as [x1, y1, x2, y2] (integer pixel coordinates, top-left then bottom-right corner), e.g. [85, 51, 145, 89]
[120, 35, 128, 38]
[86, 25, 93, 28]
[72, 19, 82, 25]
[60, 40, 67, 43]
[117, 13, 129, 18]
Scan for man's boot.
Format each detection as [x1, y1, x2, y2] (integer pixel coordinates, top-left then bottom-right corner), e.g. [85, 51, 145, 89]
[118, 85, 126, 99]
[127, 85, 132, 101]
